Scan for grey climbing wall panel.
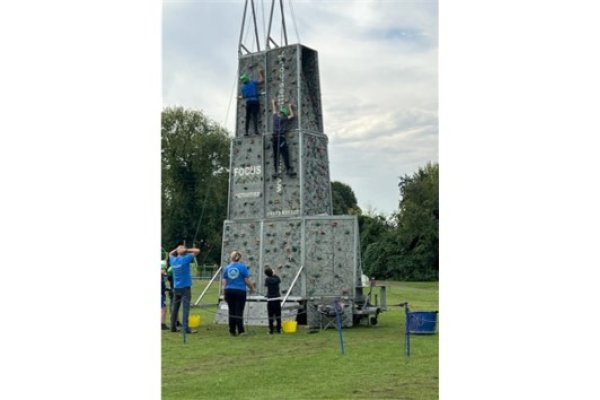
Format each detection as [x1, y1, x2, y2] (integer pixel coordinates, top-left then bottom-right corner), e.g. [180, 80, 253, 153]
[304, 217, 358, 297]
[228, 131, 332, 219]
[299, 46, 323, 133]
[302, 133, 332, 215]
[264, 131, 301, 217]
[228, 136, 265, 220]
[237, 45, 320, 137]
[221, 220, 262, 277]
[262, 44, 323, 134]
[265, 45, 300, 134]
[261, 219, 303, 297]
[220, 216, 359, 298]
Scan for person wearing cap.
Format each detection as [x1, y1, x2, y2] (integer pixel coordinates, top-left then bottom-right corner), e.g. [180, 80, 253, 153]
[239, 70, 264, 136]
[168, 244, 201, 334]
[271, 98, 297, 178]
[221, 251, 256, 336]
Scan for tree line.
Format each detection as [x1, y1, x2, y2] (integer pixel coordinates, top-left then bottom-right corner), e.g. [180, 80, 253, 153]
[162, 107, 438, 281]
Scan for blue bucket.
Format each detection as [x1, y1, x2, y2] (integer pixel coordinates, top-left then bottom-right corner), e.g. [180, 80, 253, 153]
[407, 311, 438, 334]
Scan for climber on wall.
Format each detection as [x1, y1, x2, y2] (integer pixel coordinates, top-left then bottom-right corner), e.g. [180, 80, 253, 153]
[239, 70, 265, 136]
[271, 98, 297, 178]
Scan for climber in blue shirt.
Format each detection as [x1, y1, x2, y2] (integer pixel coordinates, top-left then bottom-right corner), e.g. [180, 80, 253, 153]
[239, 70, 264, 136]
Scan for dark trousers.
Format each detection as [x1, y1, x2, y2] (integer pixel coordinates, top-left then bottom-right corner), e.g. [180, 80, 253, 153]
[170, 287, 191, 331]
[272, 133, 291, 173]
[267, 299, 282, 333]
[245, 102, 259, 135]
[167, 287, 180, 324]
[225, 289, 247, 335]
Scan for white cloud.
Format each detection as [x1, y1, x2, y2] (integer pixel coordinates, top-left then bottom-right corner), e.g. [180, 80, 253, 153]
[162, 0, 438, 215]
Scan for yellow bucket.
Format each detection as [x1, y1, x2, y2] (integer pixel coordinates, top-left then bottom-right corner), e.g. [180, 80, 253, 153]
[282, 320, 297, 334]
[188, 315, 201, 329]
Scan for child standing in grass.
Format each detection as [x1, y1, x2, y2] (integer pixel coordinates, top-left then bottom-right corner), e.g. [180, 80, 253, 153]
[264, 267, 282, 334]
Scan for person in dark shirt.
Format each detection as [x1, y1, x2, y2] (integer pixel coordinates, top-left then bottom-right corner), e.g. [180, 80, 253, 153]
[161, 264, 169, 330]
[165, 256, 181, 328]
[271, 98, 297, 178]
[264, 267, 282, 334]
[239, 70, 264, 136]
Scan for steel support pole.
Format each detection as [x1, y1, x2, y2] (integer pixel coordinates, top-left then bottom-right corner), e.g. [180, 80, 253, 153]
[266, 0, 276, 49]
[193, 266, 223, 306]
[238, 0, 249, 55]
[281, 264, 304, 307]
[250, 0, 261, 52]
[279, 0, 288, 45]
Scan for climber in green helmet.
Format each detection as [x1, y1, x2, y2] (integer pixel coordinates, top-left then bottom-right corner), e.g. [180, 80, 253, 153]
[239, 70, 264, 136]
[271, 98, 296, 178]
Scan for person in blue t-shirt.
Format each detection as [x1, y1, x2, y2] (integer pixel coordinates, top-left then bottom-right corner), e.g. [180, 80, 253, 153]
[239, 70, 264, 136]
[221, 250, 256, 336]
[168, 244, 201, 334]
[271, 98, 296, 178]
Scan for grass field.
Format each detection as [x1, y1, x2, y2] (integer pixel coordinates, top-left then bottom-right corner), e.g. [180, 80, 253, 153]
[162, 280, 438, 400]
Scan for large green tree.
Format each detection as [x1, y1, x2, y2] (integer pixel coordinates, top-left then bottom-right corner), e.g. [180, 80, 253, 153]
[362, 163, 439, 280]
[395, 162, 439, 280]
[358, 211, 394, 275]
[331, 181, 360, 215]
[161, 107, 230, 265]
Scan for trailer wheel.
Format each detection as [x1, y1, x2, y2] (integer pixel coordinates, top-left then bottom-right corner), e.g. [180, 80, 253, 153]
[370, 316, 378, 326]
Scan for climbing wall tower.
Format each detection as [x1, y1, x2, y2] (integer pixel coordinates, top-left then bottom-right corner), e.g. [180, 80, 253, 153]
[215, 1, 363, 328]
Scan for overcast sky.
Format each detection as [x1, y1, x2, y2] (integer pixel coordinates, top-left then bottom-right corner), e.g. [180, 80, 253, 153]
[163, 0, 438, 216]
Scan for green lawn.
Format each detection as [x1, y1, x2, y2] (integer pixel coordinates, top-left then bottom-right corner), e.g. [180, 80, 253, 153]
[162, 280, 438, 400]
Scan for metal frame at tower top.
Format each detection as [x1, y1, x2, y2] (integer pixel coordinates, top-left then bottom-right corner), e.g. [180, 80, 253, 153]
[238, 0, 290, 56]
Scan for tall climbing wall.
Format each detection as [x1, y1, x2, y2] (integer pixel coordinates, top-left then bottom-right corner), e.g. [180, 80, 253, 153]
[218, 43, 360, 328]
